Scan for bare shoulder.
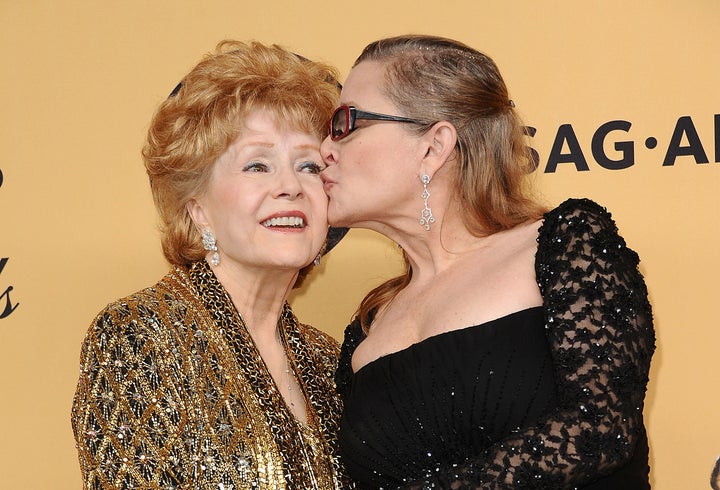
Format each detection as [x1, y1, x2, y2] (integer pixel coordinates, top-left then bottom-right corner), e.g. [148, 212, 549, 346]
[504, 217, 544, 251]
[445, 218, 543, 305]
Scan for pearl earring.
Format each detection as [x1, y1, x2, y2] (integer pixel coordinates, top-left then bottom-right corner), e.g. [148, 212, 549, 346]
[202, 229, 220, 266]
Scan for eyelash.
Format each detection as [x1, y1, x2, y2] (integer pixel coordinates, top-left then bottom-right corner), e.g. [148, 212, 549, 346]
[242, 161, 325, 174]
[243, 162, 270, 172]
[299, 161, 326, 174]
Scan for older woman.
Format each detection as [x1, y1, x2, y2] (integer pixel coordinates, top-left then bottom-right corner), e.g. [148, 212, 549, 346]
[71, 41, 348, 489]
[322, 35, 654, 489]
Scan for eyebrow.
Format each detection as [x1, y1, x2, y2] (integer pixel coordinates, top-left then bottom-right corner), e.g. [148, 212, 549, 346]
[242, 141, 274, 148]
[295, 143, 321, 151]
[242, 142, 319, 151]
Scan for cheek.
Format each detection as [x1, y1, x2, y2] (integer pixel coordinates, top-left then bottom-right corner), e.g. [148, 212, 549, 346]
[311, 187, 329, 218]
[356, 138, 403, 172]
[212, 184, 261, 228]
[201, 187, 233, 224]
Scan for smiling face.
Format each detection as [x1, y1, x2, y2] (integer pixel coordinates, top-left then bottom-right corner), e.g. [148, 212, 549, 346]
[320, 61, 426, 230]
[188, 108, 328, 273]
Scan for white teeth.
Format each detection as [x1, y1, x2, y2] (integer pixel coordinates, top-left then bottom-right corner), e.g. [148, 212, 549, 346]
[262, 216, 305, 227]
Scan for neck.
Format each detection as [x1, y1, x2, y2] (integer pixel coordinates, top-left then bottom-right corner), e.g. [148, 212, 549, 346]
[365, 199, 493, 285]
[210, 260, 298, 336]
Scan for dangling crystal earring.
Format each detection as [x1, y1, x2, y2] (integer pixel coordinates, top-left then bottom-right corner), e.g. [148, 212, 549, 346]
[419, 174, 435, 231]
[313, 239, 327, 266]
[202, 229, 220, 266]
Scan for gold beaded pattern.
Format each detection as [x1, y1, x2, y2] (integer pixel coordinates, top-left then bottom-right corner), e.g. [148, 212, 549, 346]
[71, 261, 347, 489]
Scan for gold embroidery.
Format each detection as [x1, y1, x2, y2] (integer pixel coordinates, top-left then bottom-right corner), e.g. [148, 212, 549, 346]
[72, 261, 347, 489]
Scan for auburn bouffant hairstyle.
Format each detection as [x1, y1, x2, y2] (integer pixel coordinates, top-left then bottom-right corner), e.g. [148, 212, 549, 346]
[142, 41, 340, 282]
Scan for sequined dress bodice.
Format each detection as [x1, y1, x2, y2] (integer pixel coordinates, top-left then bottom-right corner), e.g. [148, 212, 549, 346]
[72, 261, 347, 489]
[335, 199, 654, 489]
[341, 308, 557, 488]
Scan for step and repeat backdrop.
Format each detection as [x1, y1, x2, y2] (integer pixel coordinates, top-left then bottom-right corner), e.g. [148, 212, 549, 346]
[1, 1, 718, 488]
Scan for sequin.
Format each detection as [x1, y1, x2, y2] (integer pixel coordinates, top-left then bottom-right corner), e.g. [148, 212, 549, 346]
[72, 261, 349, 489]
[335, 199, 654, 489]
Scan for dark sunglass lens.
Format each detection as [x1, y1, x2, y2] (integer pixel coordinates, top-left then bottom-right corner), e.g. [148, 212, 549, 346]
[331, 107, 349, 140]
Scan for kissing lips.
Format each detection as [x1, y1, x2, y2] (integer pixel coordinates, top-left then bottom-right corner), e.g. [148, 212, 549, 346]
[321, 173, 336, 194]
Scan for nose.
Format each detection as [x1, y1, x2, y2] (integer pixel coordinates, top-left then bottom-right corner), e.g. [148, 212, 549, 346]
[320, 134, 338, 167]
[274, 165, 303, 200]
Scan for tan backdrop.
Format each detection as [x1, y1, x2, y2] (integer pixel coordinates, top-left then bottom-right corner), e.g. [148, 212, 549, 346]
[1, 1, 718, 488]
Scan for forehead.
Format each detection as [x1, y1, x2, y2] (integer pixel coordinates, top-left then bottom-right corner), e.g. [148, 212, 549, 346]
[215, 109, 320, 165]
[237, 109, 319, 142]
[341, 61, 393, 110]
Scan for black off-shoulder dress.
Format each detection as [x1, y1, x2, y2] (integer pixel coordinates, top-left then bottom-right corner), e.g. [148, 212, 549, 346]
[335, 199, 654, 489]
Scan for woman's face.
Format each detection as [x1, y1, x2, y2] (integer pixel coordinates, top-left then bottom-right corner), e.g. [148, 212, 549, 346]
[191, 109, 328, 273]
[320, 61, 425, 230]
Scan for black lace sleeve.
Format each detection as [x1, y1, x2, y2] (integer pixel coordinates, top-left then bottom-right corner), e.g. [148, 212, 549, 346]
[335, 316, 366, 402]
[403, 198, 655, 489]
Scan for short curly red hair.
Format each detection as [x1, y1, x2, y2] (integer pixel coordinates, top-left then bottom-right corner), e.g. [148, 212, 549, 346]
[142, 40, 340, 272]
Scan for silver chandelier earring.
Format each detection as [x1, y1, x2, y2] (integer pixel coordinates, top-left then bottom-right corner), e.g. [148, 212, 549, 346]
[202, 229, 220, 267]
[313, 239, 327, 266]
[419, 174, 435, 231]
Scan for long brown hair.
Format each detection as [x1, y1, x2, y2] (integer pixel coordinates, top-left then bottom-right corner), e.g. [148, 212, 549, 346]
[354, 35, 546, 330]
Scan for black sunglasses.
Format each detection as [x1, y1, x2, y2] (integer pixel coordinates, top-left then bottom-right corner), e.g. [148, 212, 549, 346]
[328, 105, 422, 141]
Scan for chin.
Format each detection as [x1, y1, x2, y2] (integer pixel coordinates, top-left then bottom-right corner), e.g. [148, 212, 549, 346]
[268, 251, 317, 270]
[327, 211, 351, 228]
[327, 204, 347, 227]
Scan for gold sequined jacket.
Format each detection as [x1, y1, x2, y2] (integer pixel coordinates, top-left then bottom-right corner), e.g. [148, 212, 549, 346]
[71, 261, 347, 489]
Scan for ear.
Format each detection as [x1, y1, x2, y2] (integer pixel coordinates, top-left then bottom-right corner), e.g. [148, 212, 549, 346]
[420, 121, 457, 178]
[186, 199, 210, 231]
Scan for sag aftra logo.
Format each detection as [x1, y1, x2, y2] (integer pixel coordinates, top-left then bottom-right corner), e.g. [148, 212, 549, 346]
[529, 114, 719, 173]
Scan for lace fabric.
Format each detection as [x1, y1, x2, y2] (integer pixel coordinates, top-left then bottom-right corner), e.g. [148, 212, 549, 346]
[335, 198, 655, 489]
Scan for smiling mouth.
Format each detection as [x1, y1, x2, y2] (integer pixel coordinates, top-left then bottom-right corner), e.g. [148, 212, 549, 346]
[261, 216, 306, 228]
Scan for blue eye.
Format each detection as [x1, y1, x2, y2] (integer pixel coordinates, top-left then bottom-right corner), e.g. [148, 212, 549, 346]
[243, 162, 270, 172]
[299, 161, 325, 174]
